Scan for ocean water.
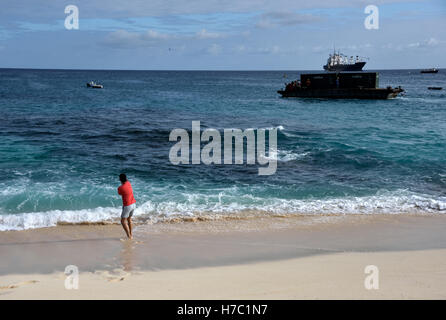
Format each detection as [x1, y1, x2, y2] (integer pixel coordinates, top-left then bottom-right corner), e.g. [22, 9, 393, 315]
[0, 68, 445, 231]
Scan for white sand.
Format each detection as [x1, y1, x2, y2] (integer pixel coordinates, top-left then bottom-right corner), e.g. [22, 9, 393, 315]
[1, 249, 445, 300]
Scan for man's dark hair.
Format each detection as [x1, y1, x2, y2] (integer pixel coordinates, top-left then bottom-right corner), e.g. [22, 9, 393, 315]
[119, 173, 127, 183]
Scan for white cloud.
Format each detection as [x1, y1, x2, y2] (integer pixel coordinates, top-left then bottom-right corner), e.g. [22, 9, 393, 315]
[235, 45, 293, 55]
[21, 0, 416, 18]
[383, 37, 445, 51]
[195, 29, 223, 39]
[233, 45, 246, 53]
[102, 27, 229, 49]
[408, 37, 441, 48]
[256, 11, 320, 28]
[143, 29, 171, 40]
[206, 43, 222, 55]
[102, 29, 173, 47]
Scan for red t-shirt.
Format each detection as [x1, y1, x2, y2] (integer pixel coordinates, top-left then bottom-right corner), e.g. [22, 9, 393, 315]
[118, 181, 136, 206]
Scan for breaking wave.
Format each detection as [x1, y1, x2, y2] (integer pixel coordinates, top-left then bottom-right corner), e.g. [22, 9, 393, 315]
[1, 189, 445, 231]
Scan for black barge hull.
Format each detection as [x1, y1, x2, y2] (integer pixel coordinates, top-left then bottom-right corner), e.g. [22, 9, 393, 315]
[323, 61, 366, 71]
[278, 87, 403, 99]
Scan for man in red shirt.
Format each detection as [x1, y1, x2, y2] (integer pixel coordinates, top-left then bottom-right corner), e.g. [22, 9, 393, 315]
[118, 173, 136, 239]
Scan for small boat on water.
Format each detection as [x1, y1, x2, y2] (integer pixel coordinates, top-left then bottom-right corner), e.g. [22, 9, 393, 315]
[86, 81, 103, 89]
[428, 87, 443, 90]
[421, 68, 439, 74]
[278, 72, 404, 99]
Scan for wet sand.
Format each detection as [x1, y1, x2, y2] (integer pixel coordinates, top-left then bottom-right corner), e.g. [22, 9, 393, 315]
[1, 214, 446, 299]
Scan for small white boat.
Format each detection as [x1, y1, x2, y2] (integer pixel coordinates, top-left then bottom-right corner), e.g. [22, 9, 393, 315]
[86, 81, 103, 89]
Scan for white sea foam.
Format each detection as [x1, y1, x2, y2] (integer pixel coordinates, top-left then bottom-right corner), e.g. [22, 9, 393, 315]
[277, 150, 310, 162]
[262, 125, 284, 131]
[0, 190, 445, 231]
[258, 149, 309, 162]
[0, 207, 120, 231]
[281, 131, 301, 138]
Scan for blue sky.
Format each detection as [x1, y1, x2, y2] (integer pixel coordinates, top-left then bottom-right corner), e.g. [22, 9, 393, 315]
[0, 0, 445, 69]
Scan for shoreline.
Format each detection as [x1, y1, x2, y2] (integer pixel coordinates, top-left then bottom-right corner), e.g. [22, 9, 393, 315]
[1, 214, 446, 299]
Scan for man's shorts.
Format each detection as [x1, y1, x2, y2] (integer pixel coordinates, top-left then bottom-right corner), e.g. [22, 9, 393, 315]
[121, 203, 136, 219]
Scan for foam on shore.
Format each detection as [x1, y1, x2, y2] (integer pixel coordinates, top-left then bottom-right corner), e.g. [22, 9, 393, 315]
[1, 189, 445, 231]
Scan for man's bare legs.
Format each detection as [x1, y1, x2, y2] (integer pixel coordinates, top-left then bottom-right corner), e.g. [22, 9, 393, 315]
[127, 217, 133, 239]
[121, 218, 132, 239]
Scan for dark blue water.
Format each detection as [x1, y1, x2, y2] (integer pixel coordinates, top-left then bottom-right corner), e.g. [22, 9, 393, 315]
[1, 69, 445, 230]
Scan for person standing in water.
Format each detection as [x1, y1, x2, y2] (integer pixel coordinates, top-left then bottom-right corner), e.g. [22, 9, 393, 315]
[118, 173, 136, 239]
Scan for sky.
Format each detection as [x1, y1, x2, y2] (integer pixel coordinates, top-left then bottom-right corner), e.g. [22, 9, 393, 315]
[0, 0, 445, 70]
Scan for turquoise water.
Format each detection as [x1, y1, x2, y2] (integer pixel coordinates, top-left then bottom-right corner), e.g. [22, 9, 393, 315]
[0, 69, 445, 230]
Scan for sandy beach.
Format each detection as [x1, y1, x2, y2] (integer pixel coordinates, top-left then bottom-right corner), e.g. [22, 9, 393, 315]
[1, 0, 446, 303]
[1, 214, 446, 299]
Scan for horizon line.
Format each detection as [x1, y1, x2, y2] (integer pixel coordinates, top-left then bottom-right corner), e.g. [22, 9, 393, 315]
[1, 67, 443, 72]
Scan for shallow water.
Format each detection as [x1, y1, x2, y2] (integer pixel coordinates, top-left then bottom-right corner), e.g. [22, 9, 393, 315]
[0, 69, 445, 230]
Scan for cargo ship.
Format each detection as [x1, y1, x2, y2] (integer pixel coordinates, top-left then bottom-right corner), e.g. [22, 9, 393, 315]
[323, 51, 367, 71]
[278, 72, 404, 99]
